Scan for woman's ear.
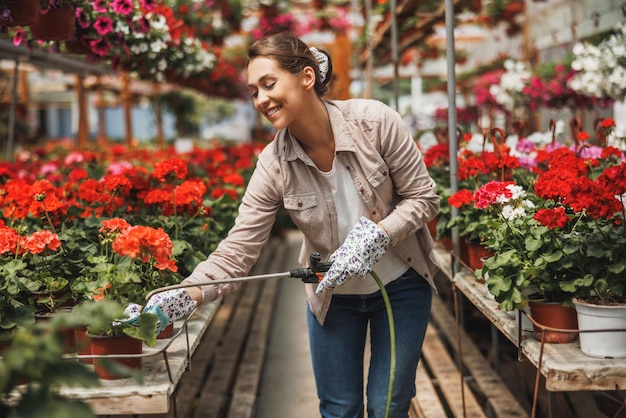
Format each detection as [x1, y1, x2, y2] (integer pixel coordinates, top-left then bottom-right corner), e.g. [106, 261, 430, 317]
[302, 66, 316, 91]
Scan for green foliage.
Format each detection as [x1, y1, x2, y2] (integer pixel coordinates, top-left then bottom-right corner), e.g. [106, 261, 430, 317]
[0, 313, 99, 417]
[71, 300, 158, 347]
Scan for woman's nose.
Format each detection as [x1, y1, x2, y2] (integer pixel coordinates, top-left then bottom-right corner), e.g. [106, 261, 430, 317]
[256, 91, 269, 107]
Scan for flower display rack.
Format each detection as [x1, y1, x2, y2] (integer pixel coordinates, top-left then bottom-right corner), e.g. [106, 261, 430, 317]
[433, 245, 626, 417]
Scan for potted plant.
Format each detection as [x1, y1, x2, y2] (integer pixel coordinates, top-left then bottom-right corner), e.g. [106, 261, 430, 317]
[0, 311, 100, 417]
[71, 299, 158, 380]
[445, 136, 525, 266]
[530, 145, 626, 355]
[478, 143, 626, 345]
[29, 0, 85, 41]
[474, 179, 580, 343]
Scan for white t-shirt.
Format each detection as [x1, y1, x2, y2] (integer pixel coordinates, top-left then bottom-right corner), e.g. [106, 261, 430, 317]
[318, 159, 410, 295]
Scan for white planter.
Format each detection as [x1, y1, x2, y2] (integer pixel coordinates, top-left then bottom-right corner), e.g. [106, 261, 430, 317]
[573, 298, 626, 359]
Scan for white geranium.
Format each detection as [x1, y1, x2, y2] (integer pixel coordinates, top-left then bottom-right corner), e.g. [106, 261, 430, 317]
[569, 22, 626, 101]
[489, 59, 531, 113]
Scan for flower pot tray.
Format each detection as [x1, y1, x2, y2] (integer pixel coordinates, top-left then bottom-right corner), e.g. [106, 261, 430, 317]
[57, 300, 220, 414]
[432, 246, 626, 393]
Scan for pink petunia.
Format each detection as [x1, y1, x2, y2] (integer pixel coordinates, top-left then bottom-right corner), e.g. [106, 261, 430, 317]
[90, 38, 112, 57]
[94, 16, 114, 35]
[111, 0, 134, 15]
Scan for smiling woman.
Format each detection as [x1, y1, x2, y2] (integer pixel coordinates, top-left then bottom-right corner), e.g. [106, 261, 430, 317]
[172, 32, 441, 418]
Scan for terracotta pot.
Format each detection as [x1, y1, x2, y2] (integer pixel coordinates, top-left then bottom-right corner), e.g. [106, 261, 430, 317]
[466, 241, 493, 270]
[74, 326, 92, 364]
[528, 300, 578, 344]
[30, 4, 76, 41]
[34, 309, 76, 354]
[157, 322, 174, 339]
[0, 0, 40, 27]
[88, 333, 143, 380]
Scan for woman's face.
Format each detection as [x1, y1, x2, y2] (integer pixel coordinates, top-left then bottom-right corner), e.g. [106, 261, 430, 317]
[247, 57, 311, 130]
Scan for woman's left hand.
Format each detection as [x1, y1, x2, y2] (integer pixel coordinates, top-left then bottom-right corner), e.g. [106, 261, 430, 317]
[316, 217, 389, 293]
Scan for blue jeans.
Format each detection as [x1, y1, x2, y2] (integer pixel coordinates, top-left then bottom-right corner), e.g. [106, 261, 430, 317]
[307, 268, 433, 418]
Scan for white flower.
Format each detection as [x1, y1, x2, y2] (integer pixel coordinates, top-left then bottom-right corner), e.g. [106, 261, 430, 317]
[568, 23, 626, 101]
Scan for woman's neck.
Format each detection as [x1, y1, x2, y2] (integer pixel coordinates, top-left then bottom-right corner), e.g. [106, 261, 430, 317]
[289, 99, 335, 172]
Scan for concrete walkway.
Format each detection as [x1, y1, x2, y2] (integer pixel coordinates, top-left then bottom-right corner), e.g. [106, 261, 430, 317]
[255, 231, 320, 418]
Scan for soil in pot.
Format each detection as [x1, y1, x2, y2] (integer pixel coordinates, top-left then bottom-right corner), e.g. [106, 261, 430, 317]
[88, 333, 143, 380]
[528, 300, 578, 344]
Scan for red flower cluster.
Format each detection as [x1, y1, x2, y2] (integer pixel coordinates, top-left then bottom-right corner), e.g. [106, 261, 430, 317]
[152, 159, 188, 183]
[423, 143, 450, 169]
[535, 148, 626, 221]
[448, 189, 474, 209]
[533, 207, 570, 229]
[105, 219, 177, 272]
[0, 226, 60, 256]
[457, 149, 519, 182]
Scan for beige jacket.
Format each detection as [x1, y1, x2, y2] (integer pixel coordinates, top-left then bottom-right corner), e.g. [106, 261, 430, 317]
[182, 98, 441, 325]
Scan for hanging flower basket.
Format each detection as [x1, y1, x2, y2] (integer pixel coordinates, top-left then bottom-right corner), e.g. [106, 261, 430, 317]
[0, 0, 40, 27]
[30, 4, 76, 41]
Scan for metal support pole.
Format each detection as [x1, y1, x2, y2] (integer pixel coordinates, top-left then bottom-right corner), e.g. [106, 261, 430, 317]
[6, 57, 19, 162]
[390, 0, 399, 110]
[364, 0, 373, 99]
[444, 0, 459, 271]
[491, 324, 500, 373]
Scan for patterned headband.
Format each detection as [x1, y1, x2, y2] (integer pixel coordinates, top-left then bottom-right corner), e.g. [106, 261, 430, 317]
[309, 47, 329, 82]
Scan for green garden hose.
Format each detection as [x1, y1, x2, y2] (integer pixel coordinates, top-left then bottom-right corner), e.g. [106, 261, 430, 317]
[371, 270, 396, 418]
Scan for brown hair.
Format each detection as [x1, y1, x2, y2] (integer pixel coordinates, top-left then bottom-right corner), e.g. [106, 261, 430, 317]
[247, 32, 333, 97]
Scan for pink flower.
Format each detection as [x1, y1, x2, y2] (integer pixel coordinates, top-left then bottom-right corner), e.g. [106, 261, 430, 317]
[12, 29, 26, 47]
[140, 0, 157, 11]
[94, 16, 114, 35]
[111, 0, 134, 15]
[473, 181, 513, 209]
[93, 0, 108, 13]
[90, 38, 112, 57]
[76, 8, 91, 28]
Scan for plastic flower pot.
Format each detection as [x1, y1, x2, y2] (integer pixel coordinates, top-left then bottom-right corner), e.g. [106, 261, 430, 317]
[88, 333, 143, 380]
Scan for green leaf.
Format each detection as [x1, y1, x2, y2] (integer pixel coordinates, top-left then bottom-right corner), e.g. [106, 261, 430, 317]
[123, 313, 158, 348]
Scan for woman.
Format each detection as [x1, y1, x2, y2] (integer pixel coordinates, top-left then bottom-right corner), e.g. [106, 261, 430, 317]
[144, 32, 441, 418]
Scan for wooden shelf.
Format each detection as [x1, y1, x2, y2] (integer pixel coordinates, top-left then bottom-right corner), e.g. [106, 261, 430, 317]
[359, 0, 476, 66]
[433, 246, 626, 392]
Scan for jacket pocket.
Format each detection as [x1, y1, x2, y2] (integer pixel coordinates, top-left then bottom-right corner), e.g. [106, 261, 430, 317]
[283, 193, 319, 236]
[284, 193, 317, 210]
[365, 161, 391, 188]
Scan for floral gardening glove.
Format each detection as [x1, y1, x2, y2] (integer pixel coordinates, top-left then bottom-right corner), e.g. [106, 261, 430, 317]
[124, 289, 197, 334]
[316, 217, 390, 294]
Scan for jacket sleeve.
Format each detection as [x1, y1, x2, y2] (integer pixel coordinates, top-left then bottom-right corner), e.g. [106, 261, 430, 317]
[376, 103, 440, 247]
[181, 151, 283, 304]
